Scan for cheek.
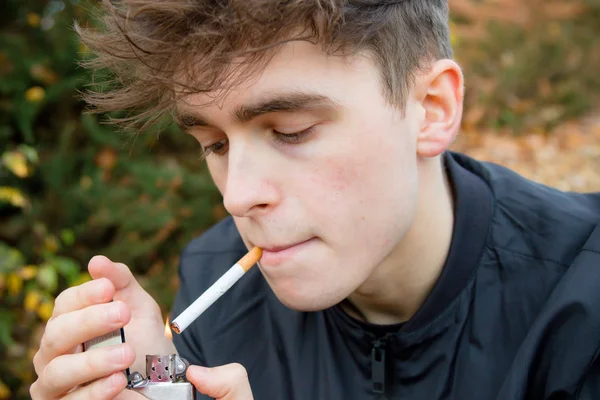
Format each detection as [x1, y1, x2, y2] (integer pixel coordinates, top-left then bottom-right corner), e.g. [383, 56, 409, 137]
[309, 163, 358, 194]
[302, 130, 419, 255]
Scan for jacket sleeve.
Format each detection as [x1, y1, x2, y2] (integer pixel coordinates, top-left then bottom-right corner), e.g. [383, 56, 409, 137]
[577, 353, 600, 399]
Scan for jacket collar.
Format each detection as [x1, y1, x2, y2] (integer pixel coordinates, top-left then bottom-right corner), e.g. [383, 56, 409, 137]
[329, 152, 495, 340]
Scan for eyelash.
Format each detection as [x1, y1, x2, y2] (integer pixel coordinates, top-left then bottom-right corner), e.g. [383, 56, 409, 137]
[200, 126, 316, 159]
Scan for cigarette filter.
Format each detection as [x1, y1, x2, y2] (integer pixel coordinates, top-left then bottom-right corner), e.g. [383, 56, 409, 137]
[171, 247, 262, 334]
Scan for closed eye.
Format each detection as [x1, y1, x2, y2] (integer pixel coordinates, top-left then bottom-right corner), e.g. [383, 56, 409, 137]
[199, 125, 317, 159]
[201, 138, 229, 159]
[272, 126, 316, 145]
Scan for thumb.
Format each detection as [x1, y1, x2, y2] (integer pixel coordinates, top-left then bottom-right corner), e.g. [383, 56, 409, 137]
[187, 364, 253, 400]
[88, 255, 158, 313]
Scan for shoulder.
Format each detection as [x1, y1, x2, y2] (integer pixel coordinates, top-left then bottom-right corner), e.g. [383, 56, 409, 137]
[450, 151, 600, 266]
[181, 216, 246, 258]
[451, 152, 600, 397]
[178, 217, 248, 286]
[498, 225, 600, 398]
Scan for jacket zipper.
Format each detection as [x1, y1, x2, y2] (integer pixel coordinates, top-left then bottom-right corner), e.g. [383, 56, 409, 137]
[371, 337, 387, 394]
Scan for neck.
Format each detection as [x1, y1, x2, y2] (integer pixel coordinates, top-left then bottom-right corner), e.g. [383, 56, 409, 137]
[344, 156, 455, 325]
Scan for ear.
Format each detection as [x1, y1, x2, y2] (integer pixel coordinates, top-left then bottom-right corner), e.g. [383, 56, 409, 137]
[414, 60, 464, 158]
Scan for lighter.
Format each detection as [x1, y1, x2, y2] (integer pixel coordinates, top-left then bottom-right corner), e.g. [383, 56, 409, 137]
[127, 354, 196, 400]
[83, 328, 196, 400]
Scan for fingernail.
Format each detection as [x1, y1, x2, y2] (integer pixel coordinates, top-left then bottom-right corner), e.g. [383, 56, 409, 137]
[110, 346, 125, 365]
[106, 302, 121, 322]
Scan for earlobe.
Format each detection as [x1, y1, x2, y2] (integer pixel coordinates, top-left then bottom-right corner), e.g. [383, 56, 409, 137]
[416, 60, 464, 158]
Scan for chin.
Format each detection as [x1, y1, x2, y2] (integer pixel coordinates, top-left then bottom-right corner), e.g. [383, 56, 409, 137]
[271, 283, 349, 312]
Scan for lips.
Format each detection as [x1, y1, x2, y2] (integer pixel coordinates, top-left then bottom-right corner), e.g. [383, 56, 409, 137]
[256, 238, 315, 266]
[262, 243, 298, 253]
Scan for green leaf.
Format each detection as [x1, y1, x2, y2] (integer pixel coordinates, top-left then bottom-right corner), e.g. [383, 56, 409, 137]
[60, 229, 75, 246]
[18, 144, 39, 164]
[14, 97, 40, 143]
[0, 310, 15, 348]
[0, 243, 25, 274]
[44, 74, 85, 102]
[80, 114, 123, 146]
[36, 264, 58, 292]
[52, 256, 80, 284]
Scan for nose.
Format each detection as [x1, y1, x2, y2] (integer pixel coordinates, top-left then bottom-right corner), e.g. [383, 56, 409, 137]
[221, 139, 281, 218]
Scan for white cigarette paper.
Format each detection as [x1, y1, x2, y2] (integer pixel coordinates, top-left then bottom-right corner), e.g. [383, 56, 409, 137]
[171, 247, 262, 334]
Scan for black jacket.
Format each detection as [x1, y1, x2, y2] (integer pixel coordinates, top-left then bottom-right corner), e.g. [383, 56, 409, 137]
[171, 152, 600, 399]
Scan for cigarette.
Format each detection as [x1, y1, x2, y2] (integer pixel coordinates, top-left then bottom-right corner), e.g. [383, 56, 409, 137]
[171, 246, 262, 334]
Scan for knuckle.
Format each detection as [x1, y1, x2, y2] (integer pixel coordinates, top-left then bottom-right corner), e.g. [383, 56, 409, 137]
[83, 349, 102, 375]
[229, 363, 249, 381]
[32, 349, 46, 377]
[29, 381, 41, 399]
[40, 362, 63, 393]
[52, 287, 74, 317]
[32, 349, 42, 369]
[39, 322, 61, 356]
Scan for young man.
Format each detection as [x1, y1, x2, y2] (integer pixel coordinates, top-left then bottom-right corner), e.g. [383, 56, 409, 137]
[31, 1, 600, 399]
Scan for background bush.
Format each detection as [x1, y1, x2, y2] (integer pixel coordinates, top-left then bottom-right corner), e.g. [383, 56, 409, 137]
[0, 1, 223, 398]
[1, 0, 599, 398]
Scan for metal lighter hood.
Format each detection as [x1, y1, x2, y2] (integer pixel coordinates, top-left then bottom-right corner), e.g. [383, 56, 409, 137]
[128, 354, 195, 400]
[83, 327, 195, 399]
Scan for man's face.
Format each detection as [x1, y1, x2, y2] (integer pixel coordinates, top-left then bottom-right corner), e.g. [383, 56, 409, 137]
[179, 41, 424, 311]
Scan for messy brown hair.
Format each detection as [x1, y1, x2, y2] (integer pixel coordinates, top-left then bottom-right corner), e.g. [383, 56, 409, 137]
[78, 0, 452, 131]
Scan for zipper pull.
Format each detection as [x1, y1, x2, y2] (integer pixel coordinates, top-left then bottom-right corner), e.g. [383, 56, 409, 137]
[371, 338, 386, 394]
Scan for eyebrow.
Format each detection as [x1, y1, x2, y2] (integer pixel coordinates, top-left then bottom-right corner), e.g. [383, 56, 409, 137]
[176, 92, 340, 128]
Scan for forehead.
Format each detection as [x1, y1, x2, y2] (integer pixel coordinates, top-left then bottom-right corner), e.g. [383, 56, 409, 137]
[176, 41, 381, 114]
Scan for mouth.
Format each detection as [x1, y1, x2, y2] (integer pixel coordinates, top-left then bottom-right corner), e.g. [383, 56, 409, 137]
[255, 238, 315, 266]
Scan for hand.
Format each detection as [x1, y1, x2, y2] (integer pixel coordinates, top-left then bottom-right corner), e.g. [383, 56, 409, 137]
[187, 363, 254, 400]
[30, 255, 175, 399]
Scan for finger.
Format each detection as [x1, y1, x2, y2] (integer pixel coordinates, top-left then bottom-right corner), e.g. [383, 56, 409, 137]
[187, 364, 254, 400]
[37, 344, 134, 398]
[52, 277, 115, 318]
[37, 301, 130, 369]
[62, 371, 129, 400]
[88, 256, 140, 294]
[88, 256, 156, 312]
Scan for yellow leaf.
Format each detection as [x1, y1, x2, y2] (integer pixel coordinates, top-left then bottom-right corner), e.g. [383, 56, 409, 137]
[7, 273, 22, 296]
[80, 175, 93, 189]
[19, 265, 38, 279]
[450, 21, 460, 47]
[30, 65, 59, 85]
[71, 272, 92, 287]
[78, 42, 90, 56]
[26, 13, 41, 28]
[2, 151, 29, 178]
[0, 379, 11, 399]
[37, 299, 54, 321]
[0, 187, 29, 208]
[24, 290, 42, 312]
[25, 86, 45, 102]
[44, 236, 60, 254]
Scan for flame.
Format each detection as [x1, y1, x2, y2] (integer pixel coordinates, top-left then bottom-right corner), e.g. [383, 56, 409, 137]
[164, 316, 173, 340]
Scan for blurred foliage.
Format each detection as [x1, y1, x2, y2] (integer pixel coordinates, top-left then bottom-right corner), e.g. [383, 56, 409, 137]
[452, 0, 600, 132]
[0, 0, 598, 399]
[0, 1, 222, 398]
